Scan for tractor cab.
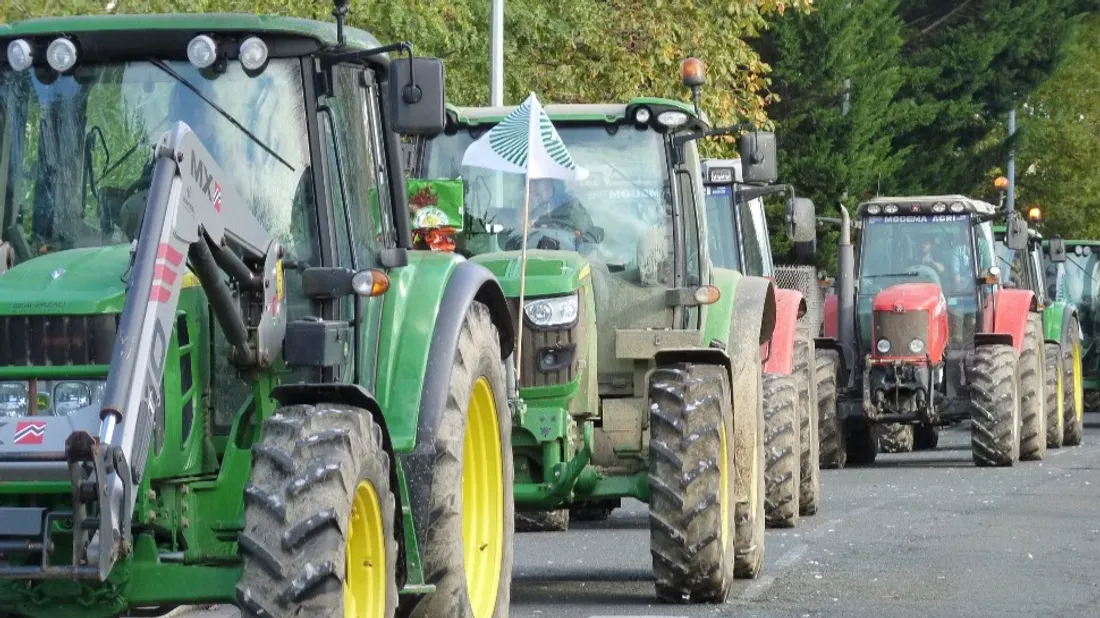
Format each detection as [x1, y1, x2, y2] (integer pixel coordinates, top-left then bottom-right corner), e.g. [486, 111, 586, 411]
[854, 196, 1001, 353]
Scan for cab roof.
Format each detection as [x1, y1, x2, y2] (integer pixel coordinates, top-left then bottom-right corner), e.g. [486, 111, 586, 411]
[445, 97, 709, 133]
[0, 13, 383, 61]
[858, 195, 998, 217]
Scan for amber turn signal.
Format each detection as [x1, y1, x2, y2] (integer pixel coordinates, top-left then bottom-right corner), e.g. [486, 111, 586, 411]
[993, 176, 1009, 190]
[681, 57, 706, 88]
[1027, 206, 1041, 222]
[351, 269, 390, 297]
[694, 285, 721, 305]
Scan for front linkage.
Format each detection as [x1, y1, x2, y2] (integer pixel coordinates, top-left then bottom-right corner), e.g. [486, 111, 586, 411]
[0, 122, 285, 582]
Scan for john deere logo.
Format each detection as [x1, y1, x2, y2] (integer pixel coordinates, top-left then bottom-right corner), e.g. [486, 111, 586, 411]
[36, 393, 50, 412]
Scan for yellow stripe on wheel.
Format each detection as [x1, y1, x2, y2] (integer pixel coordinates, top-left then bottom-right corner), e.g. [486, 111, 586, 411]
[346, 481, 388, 618]
[463, 377, 505, 618]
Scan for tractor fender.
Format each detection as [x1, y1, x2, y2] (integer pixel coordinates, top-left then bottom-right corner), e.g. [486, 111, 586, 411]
[982, 288, 1036, 354]
[269, 384, 405, 577]
[823, 293, 838, 339]
[727, 275, 778, 365]
[763, 288, 807, 375]
[399, 259, 514, 556]
[1044, 300, 1079, 347]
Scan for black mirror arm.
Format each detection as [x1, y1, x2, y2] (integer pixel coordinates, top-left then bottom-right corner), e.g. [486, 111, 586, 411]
[735, 182, 793, 203]
[670, 124, 751, 164]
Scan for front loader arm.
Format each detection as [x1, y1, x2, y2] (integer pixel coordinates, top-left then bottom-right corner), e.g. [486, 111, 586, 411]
[0, 122, 287, 581]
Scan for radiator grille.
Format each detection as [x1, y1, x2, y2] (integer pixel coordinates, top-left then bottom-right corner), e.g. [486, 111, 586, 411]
[872, 310, 928, 357]
[775, 265, 825, 334]
[0, 314, 118, 367]
[510, 288, 588, 388]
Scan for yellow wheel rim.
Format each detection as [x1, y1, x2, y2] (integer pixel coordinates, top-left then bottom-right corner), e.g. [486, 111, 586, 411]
[1074, 343, 1085, 424]
[463, 377, 504, 618]
[345, 481, 388, 618]
[719, 424, 730, 546]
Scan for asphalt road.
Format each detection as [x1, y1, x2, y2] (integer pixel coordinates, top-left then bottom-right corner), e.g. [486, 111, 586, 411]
[163, 413, 1100, 618]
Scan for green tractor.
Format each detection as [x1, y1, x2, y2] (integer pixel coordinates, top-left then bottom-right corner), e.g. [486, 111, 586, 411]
[0, 8, 517, 618]
[409, 62, 802, 600]
[700, 157, 829, 527]
[1043, 238, 1100, 415]
[990, 219, 1085, 448]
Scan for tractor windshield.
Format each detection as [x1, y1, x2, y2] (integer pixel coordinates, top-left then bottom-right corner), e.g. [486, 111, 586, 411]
[858, 214, 986, 347]
[0, 59, 316, 264]
[859, 215, 978, 297]
[421, 124, 674, 285]
[1047, 248, 1100, 306]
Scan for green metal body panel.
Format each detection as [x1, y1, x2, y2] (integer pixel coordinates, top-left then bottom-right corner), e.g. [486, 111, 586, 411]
[0, 13, 457, 617]
[1043, 301, 1068, 342]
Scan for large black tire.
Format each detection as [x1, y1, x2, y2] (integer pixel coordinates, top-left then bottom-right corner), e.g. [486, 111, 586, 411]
[815, 349, 845, 469]
[763, 373, 800, 528]
[401, 303, 514, 618]
[913, 425, 940, 451]
[795, 328, 821, 517]
[1064, 318, 1085, 446]
[1019, 314, 1047, 461]
[236, 404, 398, 618]
[515, 510, 568, 532]
[733, 357, 766, 580]
[844, 418, 878, 466]
[970, 344, 1021, 467]
[1045, 342, 1065, 449]
[648, 363, 736, 602]
[876, 423, 914, 453]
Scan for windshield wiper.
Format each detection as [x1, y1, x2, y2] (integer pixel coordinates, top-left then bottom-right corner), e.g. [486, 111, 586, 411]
[863, 272, 920, 279]
[148, 58, 294, 172]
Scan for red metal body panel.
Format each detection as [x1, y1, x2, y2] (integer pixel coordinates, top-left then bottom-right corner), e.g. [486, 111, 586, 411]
[870, 283, 949, 364]
[982, 288, 1036, 354]
[764, 288, 805, 375]
[823, 293, 838, 339]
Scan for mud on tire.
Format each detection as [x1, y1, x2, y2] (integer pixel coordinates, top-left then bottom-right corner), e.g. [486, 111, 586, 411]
[236, 404, 398, 618]
[733, 356, 766, 580]
[815, 349, 845, 469]
[648, 363, 736, 602]
[516, 510, 568, 532]
[763, 373, 800, 528]
[876, 423, 914, 453]
[401, 302, 514, 618]
[1019, 314, 1047, 461]
[1044, 342, 1064, 449]
[970, 344, 1021, 467]
[795, 327, 820, 516]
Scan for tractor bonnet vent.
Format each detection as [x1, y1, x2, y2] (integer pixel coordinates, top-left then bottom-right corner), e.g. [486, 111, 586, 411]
[0, 314, 119, 367]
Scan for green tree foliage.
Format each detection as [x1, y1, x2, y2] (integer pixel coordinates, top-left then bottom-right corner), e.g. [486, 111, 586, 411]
[890, 0, 1088, 195]
[1014, 13, 1100, 240]
[1, 0, 813, 132]
[756, 0, 915, 271]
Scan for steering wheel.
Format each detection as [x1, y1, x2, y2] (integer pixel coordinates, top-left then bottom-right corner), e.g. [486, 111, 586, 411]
[909, 264, 943, 287]
[504, 226, 580, 252]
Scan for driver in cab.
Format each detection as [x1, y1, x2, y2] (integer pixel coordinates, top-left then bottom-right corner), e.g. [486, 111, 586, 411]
[516, 178, 603, 250]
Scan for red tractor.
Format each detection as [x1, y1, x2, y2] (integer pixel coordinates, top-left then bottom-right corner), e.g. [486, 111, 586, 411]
[822, 195, 1048, 467]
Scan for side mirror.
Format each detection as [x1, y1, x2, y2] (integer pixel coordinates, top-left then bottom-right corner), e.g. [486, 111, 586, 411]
[787, 196, 816, 243]
[795, 239, 816, 260]
[739, 131, 777, 184]
[1049, 238, 1067, 263]
[1006, 216, 1028, 251]
[390, 56, 446, 136]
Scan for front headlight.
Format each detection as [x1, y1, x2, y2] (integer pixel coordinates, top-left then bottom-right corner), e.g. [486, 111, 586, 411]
[909, 338, 925, 354]
[876, 338, 892, 354]
[524, 294, 579, 328]
[0, 382, 29, 417]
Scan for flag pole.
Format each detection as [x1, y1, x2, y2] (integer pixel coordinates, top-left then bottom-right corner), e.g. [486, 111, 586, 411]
[516, 169, 532, 376]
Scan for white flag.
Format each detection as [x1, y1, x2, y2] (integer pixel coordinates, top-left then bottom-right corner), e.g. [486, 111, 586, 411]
[461, 92, 588, 181]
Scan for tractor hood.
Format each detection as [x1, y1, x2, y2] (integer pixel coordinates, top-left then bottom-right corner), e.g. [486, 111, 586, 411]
[872, 283, 945, 313]
[469, 250, 590, 297]
[0, 245, 131, 315]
